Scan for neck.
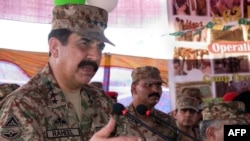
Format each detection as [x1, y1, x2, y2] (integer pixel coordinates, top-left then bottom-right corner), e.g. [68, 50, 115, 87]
[49, 62, 82, 93]
[60, 83, 82, 93]
[132, 101, 154, 111]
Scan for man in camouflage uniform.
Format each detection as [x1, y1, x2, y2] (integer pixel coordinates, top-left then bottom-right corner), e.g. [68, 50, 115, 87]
[122, 66, 179, 141]
[169, 87, 204, 129]
[179, 87, 204, 128]
[0, 4, 140, 141]
[174, 96, 201, 141]
[200, 101, 250, 141]
[0, 83, 19, 101]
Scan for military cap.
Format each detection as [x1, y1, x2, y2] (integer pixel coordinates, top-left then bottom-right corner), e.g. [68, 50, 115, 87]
[180, 87, 202, 99]
[106, 91, 118, 99]
[202, 101, 249, 124]
[52, 4, 114, 46]
[176, 96, 199, 112]
[131, 66, 167, 84]
[0, 83, 19, 99]
[222, 92, 238, 102]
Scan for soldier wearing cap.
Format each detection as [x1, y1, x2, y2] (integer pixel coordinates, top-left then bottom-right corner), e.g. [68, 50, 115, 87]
[121, 66, 179, 141]
[0, 3, 140, 141]
[180, 87, 204, 128]
[180, 87, 203, 102]
[174, 96, 201, 141]
[200, 101, 250, 141]
[232, 90, 250, 119]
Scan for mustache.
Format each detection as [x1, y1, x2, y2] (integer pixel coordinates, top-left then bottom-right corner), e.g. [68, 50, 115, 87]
[78, 60, 99, 72]
[148, 92, 160, 98]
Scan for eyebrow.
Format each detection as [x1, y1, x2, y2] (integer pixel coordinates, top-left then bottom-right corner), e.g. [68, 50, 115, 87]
[79, 38, 90, 42]
[77, 38, 105, 50]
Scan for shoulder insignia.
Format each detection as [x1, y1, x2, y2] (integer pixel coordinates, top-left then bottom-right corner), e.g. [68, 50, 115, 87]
[1, 129, 21, 139]
[3, 116, 21, 128]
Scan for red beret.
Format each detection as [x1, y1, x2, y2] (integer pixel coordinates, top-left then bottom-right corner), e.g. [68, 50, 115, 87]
[223, 92, 238, 102]
[106, 91, 118, 98]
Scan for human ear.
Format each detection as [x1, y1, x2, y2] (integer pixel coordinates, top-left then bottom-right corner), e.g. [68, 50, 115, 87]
[206, 127, 216, 140]
[131, 83, 137, 96]
[48, 37, 59, 58]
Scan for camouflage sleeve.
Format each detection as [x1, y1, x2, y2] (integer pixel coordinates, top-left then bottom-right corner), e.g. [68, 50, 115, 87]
[0, 94, 43, 140]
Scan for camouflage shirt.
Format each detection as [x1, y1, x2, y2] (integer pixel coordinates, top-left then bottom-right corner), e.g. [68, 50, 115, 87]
[0, 83, 19, 101]
[0, 64, 113, 141]
[177, 127, 201, 141]
[114, 104, 179, 141]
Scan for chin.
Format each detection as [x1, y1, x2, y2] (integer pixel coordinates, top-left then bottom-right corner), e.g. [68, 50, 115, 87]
[79, 78, 92, 85]
[149, 102, 158, 107]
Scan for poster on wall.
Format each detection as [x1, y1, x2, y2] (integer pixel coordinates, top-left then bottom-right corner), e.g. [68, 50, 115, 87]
[166, 0, 250, 106]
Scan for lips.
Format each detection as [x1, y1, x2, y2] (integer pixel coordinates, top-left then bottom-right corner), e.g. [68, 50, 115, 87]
[81, 65, 95, 72]
[79, 65, 96, 76]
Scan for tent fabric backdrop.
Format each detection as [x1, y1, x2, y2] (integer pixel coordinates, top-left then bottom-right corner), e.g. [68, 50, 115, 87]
[0, 48, 168, 84]
[0, 48, 48, 77]
[0, 0, 163, 28]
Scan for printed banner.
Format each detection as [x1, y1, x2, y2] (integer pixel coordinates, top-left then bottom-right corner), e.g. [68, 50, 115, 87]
[166, 0, 250, 104]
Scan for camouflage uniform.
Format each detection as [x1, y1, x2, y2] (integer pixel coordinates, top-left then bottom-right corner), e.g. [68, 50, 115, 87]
[202, 101, 250, 124]
[200, 101, 250, 141]
[52, 4, 114, 46]
[176, 87, 204, 130]
[169, 87, 203, 116]
[117, 66, 178, 141]
[0, 64, 114, 141]
[131, 66, 167, 84]
[119, 104, 179, 141]
[0, 4, 118, 140]
[0, 83, 19, 101]
[178, 87, 204, 110]
[175, 96, 202, 141]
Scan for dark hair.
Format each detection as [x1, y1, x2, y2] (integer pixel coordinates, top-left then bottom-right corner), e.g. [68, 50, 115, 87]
[233, 91, 250, 113]
[48, 29, 72, 45]
[48, 29, 73, 56]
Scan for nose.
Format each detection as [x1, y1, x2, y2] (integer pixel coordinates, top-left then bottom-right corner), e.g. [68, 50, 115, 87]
[186, 111, 192, 116]
[185, 109, 196, 116]
[151, 84, 162, 93]
[86, 43, 102, 61]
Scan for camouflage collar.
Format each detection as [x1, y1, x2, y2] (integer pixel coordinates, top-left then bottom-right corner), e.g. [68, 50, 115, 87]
[34, 63, 67, 108]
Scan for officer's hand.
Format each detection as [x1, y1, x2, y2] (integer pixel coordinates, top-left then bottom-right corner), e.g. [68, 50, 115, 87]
[90, 118, 141, 141]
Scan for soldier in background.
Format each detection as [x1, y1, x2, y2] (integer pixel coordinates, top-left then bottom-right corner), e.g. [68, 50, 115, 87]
[174, 96, 201, 141]
[126, 66, 179, 141]
[233, 91, 250, 119]
[200, 101, 250, 141]
[179, 87, 204, 128]
[169, 87, 204, 129]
